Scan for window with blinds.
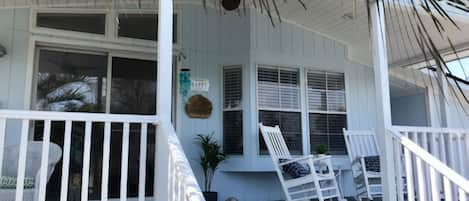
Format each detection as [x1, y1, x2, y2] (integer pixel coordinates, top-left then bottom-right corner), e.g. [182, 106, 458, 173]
[223, 66, 243, 155]
[258, 66, 302, 155]
[307, 70, 347, 154]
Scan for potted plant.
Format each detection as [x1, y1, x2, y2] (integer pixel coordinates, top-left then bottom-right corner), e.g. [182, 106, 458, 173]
[196, 134, 226, 201]
[314, 144, 328, 157]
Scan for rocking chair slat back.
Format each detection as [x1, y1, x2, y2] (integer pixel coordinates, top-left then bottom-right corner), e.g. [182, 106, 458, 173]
[259, 123, 291, 160]
[343, 129, 380, 161]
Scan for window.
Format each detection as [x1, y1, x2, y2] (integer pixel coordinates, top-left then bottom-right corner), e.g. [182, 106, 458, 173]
[117, 13, 177, 42]
[307, 71, 347, 154]
[110, 57, 157, 115]
[257, 66, 302, 155]
[35, 49, 108, 112]
[36, 13, 106, 34]
[223, 66, 243, 155]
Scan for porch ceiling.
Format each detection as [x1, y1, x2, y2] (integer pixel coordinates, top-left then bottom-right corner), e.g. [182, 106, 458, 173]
[271, 0, 469, 66]
[3, 0, 469, 66]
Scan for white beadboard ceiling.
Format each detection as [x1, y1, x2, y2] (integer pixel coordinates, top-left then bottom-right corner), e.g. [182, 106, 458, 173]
[1, 0, 469, 66]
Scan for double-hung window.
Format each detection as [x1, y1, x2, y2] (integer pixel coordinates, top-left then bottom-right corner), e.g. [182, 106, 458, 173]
[307, 70, 347, 154]
[223, 66, 243, 155]
[257, 66, 302, 155]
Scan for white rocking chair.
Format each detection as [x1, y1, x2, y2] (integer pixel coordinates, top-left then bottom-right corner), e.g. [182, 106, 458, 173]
[343, 129, 382, 201]
[259, 123, 345, 201]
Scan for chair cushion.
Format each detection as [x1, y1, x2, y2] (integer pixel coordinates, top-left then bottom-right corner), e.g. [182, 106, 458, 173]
[364, 155, 380, 172]
[279, 159, 311, 178]
[0, 176, 35, 189]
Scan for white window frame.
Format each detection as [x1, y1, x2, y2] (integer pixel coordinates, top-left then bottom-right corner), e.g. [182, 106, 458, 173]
[222, 65, 244, 156]
[256, 64, 304, 156]
[30, 8, 181, 50]
[305, 69, 348, 155]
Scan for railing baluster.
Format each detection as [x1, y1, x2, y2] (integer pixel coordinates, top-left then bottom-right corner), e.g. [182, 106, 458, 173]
[15, 119, 30, 201]
[81, 121, 92, 201]
[138, 123, 148, 201]
[0, 118, 6, 178]
[120, 122, 130, 201]
[443, 176, 453, 201]
[101, 121, 111, 201]
[60, 121, 72, 201]
[459, 188, 467, 201]
[416, 157, 427, 201]
[429, 167, 439, 201]
[393, 139, 405, 201]
[457, 133, 465, 177]
[38, 120, 51, 201]
[404, 147, 415, 201]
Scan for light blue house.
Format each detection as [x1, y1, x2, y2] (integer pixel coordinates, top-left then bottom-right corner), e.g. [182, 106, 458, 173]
[0, 0, 469, 201]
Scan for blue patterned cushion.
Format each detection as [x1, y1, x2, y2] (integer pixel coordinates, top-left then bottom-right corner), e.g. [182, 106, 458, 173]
[279, 159, 311, 178]
[364, 155, 380, 172]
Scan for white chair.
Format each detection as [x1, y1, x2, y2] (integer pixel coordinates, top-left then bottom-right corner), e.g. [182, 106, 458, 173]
[0, 142, 62, 201]
[259, 123, 345, 201]
[343, 129, 382, 201]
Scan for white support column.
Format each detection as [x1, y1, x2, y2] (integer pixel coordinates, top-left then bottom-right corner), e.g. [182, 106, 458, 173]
[370, 1, 396, 201]
[437, 69, 449, 127]
[155, 0, 174, 200]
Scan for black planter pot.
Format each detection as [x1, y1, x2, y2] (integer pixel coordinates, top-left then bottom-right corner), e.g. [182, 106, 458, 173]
[203, 192, 218, 201]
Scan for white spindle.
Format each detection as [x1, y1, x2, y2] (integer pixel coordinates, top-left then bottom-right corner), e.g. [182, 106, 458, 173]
[443, 177, 453, 201]
[0, 118, 6, 177]
[429, 167, 439, 201]
[38, 120, 51, 201]
[138, 123, 148, 201]
[416, 157, 427, 201]
[101, 121, 111, 201]
[15, 119, 30, 201]
[457, 133, 465, 176]
[120, 122, 130, 201]
[60, 121, 72, 201]
[81, 121, 92, 201]
[393, 140, 404, 201]
[459, 188, 467, 201]
[404, 147, 415, 201]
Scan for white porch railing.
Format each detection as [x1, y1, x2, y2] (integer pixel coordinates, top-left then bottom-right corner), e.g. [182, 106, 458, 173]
[0, 109, 204, 201]
[387, 127, 469, 201]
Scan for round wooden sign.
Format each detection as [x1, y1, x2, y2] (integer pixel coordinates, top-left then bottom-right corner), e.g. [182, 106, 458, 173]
[185, 95, 212, 119]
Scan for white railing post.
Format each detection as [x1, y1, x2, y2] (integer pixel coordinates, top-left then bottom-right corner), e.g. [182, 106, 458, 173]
[156, 0, 174, 200]
[370, 1, 396, 201]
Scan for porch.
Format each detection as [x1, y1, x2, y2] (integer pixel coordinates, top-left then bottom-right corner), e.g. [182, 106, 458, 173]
[0, 0, 469, 201]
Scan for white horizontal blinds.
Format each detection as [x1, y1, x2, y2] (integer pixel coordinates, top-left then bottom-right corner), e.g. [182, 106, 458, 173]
[326, 72, 346, 112]
[258, 66, 302, 155]
[307, 71, 345, 112]
[223, 66, 243, 155]
[223, 67, 242, 109]
[258, 66, 300, 110]
[307, 70, 347, 154]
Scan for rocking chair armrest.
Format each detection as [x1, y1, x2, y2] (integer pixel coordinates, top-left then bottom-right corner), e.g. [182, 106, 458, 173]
[278, 155, 331, 166]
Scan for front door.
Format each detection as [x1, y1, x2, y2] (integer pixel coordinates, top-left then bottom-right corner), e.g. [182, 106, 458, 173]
[32, 47, 159, 200]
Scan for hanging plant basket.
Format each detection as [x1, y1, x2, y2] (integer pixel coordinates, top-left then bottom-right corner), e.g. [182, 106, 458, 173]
[222, 0, 241, 11]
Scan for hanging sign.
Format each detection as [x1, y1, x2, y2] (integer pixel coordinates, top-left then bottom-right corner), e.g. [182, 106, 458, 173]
[191, 79, 210, 92]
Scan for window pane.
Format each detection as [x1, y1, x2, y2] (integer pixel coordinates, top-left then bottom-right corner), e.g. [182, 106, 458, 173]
[110, 57, 157, 115]
[118, 14, 157, 41]
[118, 14, 177, 42]
[223, 111, 243, 155]
[35, 49, 107, 112]
[37, 13, 106, 34]
[223, 67, 242, 109]
[309, 113, 347, 154]
[259, 111, 302, 155]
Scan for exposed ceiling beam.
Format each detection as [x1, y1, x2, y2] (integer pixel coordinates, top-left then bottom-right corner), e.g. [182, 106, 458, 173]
[390, 40, 469, 69]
